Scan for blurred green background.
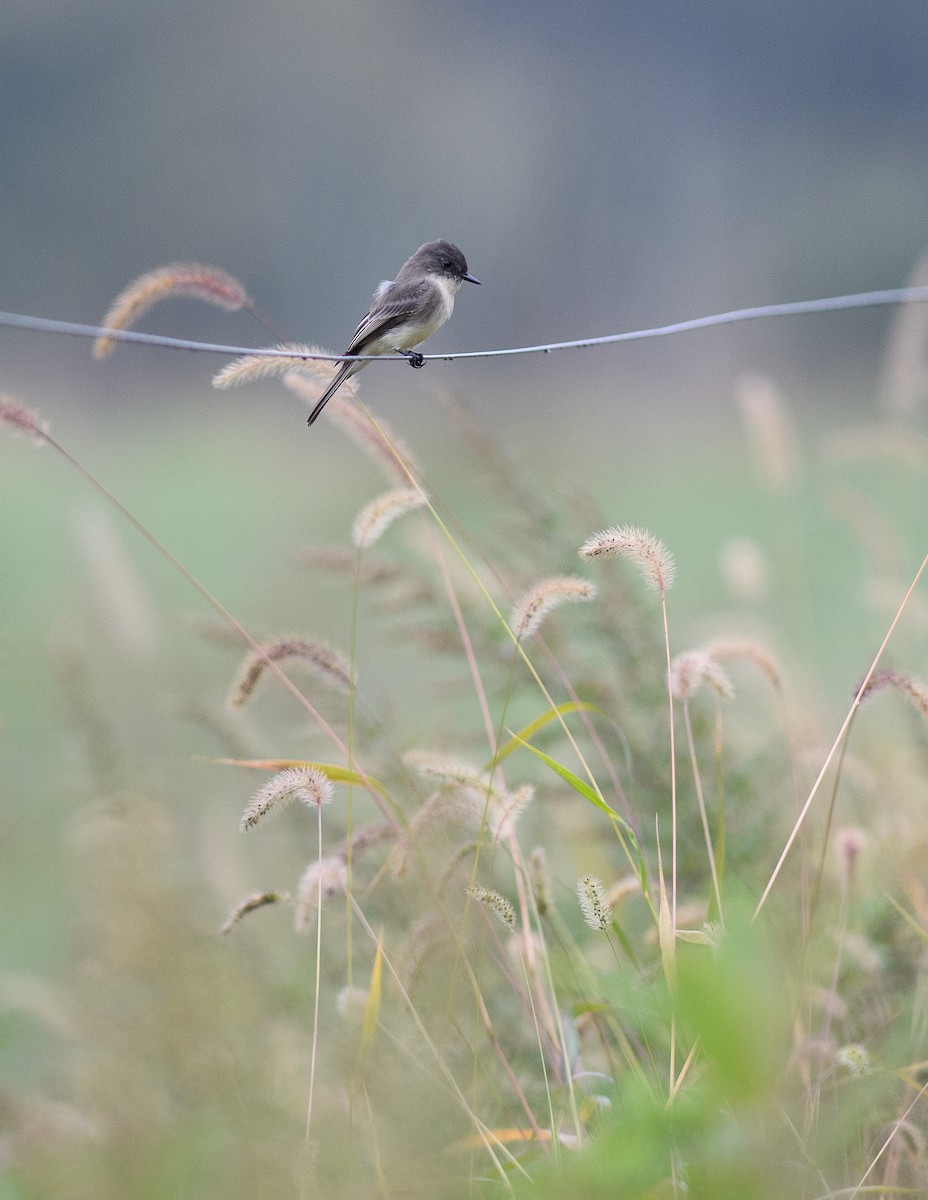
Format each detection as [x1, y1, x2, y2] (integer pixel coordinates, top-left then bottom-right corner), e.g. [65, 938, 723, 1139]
[3, 0, 928, 1176]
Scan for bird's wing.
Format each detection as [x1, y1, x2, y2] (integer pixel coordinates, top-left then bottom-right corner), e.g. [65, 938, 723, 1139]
[344, 279, 432, 354]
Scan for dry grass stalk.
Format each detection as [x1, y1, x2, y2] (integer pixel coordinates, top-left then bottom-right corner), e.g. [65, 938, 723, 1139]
[281, 377, 422, 483]
[94, 263, 250, 359]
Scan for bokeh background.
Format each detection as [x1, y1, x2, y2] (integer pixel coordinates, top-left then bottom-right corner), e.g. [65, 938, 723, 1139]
[4, 0, 928, 426]
[3, 0, 928, 1166]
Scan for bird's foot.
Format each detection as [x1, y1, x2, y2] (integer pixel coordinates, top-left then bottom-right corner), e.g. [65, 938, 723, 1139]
[399, 349, 425, 369]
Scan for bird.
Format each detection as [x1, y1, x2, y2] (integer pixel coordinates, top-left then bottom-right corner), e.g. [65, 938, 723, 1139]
[307, 240, 480, 425]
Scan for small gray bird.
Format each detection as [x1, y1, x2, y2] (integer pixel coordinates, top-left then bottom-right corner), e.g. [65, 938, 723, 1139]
[307, 240, 480, 425]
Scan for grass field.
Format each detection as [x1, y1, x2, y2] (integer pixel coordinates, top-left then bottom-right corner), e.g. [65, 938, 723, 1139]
[3, 314, 928, 1198]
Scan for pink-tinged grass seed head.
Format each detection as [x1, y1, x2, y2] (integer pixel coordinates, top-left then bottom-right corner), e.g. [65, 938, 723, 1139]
[579, 525, 675, 595]
[94, 263, 250, 359]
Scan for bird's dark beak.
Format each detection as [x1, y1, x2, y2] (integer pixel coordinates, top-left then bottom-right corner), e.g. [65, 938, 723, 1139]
[462, 272, 481, 285]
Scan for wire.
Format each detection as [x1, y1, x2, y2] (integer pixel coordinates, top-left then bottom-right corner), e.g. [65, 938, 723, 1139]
[2, 284, 928, 365]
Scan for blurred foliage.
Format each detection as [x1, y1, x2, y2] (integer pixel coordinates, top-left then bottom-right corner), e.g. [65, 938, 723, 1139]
[4, 270, 928, 1193]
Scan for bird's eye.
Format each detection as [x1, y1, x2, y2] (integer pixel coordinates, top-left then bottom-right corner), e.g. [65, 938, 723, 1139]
[441, 259, 453, 270]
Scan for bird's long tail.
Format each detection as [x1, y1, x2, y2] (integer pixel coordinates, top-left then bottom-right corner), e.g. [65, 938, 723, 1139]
[307, 362, 354, 426]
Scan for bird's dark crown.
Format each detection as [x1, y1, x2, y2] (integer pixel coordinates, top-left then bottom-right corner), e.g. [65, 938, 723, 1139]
[410, 240, 471, 278]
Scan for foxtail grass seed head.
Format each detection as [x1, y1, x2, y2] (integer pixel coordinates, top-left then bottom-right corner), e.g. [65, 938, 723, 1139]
[336, 986, 370, 1021]
[240, 766, 334, 831]
[719, 536, 771, 603]
[858, 668, 928, 720]
[705, 638, 784, 691]
[75, 508, 159, 658]
[229, 638, 351, 708]
[467, 884, 516, 930]
[579, 525, 675, 595]
[835, 827, 867, 888]
[220, 890, 288, 934]
[836, 1043, 873, 1078]
[295, 545, 397, 584]
[734, 371, 799, 492]
[702, 921, 724, 953]
[0, 394, 48, 444]
[577, 876, 613, 931]
[509, 576, 597, 640]
[887, 1119, 927, 1160]
[400, 781, 528, 871]
[294, 856, 348, 930]
[212, 344, 329, 389]
[403, 751, 491, 793]
[670, 650, 735, 701]
[529, 847, 551, 917]
[352, 487, 427, 549]
[493, 785, 534, 842]
[94, 263, 250, 359]
[605, 875, 642, 908]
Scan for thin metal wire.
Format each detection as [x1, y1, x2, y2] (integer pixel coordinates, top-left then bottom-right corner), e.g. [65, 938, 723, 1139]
[2, 284, 928, 364]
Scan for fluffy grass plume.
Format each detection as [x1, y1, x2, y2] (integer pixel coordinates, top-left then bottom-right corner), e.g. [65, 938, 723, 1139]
[93, 263, 250, 359]
[508, 575, 597, 639]
[466, 884, 516, 930]
[576, 876, 613, 931]
[858, 668, 928, 719]
[579, 524, 675, 595]
[705, 637, 785, 691]
[529, 847, 551, 917]
[294, 857, 349, 931]
[220, 890, 288, 934]
[212, 344, 331, 389]
[352, 487, 427, 549]
[228, 637, 351, 707]
[670, 649, 735, 701]
[734, 370, 799, 491]
[0, 394, 48, 443]
[403, 752, 495, 799]
[240, 766, 334, 831]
